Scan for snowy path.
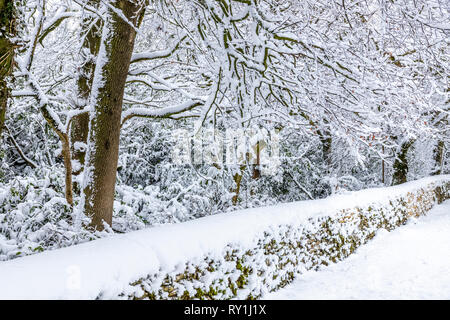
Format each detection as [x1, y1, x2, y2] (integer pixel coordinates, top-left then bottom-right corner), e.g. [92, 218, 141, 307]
[263, 200, 450, 300]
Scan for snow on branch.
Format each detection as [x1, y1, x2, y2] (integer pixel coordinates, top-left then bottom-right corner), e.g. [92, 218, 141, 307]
[126, 76, 170, 91]
[121, 99, 204, 126]
[17, 0, 66, 138]
[11, 90, 37, 98]
[130, 32, 187, 64]
[5, 126, 38, 169]
[38, 8, 80, 44]
[101, 0, 142, 32]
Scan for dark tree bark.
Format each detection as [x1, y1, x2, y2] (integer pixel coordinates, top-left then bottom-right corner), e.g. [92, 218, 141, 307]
[316, 119, 332, 172]
[0, 0, 15, 141]
[392, 139, 415, 186]
[232, 165, 246, 205]
[252, 141, 261, 180]
[319, 133, 332, 168]
[431, 140, 445, 176]
[82, 1, 145, 230]
[70, 0, 102, 175]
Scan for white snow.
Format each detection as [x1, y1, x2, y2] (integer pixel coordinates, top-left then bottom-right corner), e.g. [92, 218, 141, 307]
[121, 99, 203, 122]
[264, 199, 450, 300]
[130, 32, 187, 63]
[0, 175, 448, 299]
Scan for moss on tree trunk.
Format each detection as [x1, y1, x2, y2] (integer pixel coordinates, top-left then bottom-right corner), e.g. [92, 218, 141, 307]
[83, 1, 144, 230]
[70, 0, 101, 175]
[0, 0, 15, 141]
[392, 139, 415, 186]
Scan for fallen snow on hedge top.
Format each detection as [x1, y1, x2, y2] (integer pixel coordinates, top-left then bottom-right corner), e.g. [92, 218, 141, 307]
[0, 175, 449, 299]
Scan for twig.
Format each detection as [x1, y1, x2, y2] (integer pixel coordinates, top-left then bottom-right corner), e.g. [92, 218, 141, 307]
[5, 125, 38, 169]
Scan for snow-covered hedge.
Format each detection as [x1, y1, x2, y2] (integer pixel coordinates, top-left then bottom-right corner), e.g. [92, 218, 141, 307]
[0, 176, 448, 299]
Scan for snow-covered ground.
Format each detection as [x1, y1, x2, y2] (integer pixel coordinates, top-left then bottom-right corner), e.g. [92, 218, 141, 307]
[0, 176, 447, 299]
[264, 200, 450, 300]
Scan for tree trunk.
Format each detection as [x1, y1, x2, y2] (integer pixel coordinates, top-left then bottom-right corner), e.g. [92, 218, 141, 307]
[392, 139, 415, 185]
[61, 136, 73, 205]
[382, 145, 385, 184]
[431, 140, 445, 176]
[0, 0, 15, 141]
[232, 166, 245, 205]
[70, 0, 101, 176]
[0, 72, 8, 140]
[82, 1, 144, 230]
[252, 141, 261, 180]
[321, 135, 332, 168]
[317, 127, 332, 171]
